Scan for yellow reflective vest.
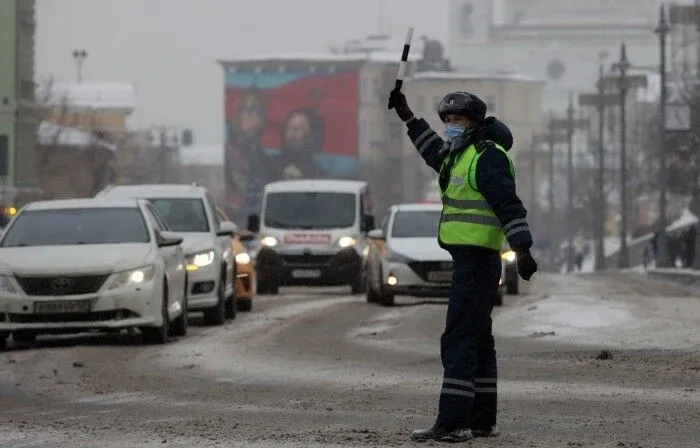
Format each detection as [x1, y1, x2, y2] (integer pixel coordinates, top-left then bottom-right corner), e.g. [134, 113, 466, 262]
[438, 142, 515, 250]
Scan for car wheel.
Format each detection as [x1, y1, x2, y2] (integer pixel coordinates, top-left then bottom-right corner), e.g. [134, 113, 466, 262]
[0, 331, 8, 351]
[379, 292, 395, 307]
[366, 272, 379, 303]
[203, 276, 226, 326]
[495, 291, 503, 307]
[12, 330, 36, 345]
[236, 298, 252, 312]
[506, 277, 519, 295]
[170, 278, 188, 337]
[142, 283, 170, 344]
[350, 271, 364, 295]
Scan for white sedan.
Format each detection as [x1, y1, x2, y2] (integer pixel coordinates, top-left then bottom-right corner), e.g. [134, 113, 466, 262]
[0, 198, 188, 349]
[365, 203, 505, 306]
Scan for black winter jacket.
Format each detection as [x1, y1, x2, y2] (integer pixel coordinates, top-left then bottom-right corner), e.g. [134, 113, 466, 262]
[406, 116, 533, 252]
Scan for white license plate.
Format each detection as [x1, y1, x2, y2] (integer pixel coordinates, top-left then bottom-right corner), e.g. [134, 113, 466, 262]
[427, 271, 452, 282]
[292, 269, 321, 279]
[34, 300, 91, 314]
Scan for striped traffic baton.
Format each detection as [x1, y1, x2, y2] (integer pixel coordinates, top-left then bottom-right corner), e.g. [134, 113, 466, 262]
[388, 26, 414, 108]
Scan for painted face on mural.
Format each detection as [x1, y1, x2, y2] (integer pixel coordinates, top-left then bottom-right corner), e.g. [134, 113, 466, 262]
[239, 108, 263, 135]
[283, 112, 314, 152]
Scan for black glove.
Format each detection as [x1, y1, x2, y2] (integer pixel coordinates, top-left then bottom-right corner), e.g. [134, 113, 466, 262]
[515, 249, 538, 281]
[387, 88, 414, 121]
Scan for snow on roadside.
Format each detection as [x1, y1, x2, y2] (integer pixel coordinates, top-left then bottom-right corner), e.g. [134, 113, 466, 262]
[494, 280, 700, 350]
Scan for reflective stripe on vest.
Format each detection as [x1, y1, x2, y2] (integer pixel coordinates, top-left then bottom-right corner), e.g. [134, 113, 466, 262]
[438, 142, 515, 250]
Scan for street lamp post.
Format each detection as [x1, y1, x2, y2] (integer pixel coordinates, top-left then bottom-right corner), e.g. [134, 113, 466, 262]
[534, 115, 568, 271]
[565, 94, 575, 272]
[72, 49, 88, 84]
[612, 43, 631, 269]
[656, 3, 671, 267]
[579, 70, 618, 271]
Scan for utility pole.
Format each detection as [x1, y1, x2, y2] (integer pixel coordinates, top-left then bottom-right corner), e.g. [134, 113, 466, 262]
[613, 43, 632, 269]
[580, 69, 618, 271]
[534, 114, 568, 271]
[530, 130, 538, 223]
[550, 97, 589, 272]
[72, 49, 87, 84]
[656, 3, 672, 267]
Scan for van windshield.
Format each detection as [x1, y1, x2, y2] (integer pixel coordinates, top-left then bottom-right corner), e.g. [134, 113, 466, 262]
[264, 192, 356, 229]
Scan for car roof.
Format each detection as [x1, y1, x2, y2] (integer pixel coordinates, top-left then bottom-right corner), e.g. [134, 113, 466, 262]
[265, 179, 367, 193]
[97, 184, 208, 199]
[24, 198, 144, 211]
[391, 203, 443, 212]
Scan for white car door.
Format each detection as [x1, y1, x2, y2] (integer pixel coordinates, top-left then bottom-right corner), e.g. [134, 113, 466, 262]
[144, 205, 186, 311]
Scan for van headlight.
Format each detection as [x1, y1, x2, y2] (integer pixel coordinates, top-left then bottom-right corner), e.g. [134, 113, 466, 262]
[0, 275, 17, 293]
[260, 236, 279, 248]
[187, 250, 215, 271]
[501, 250, 516, 263]
[338, 236, 357, 248]
[235, 252, 251, 265]
[109, 265, 155, 289]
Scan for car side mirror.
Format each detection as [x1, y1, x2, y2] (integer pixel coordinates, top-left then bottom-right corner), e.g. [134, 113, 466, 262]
[157, 231, 183, 247]
[247, 214, 260, 233]
[362, 215, 376, 232]
[217, 221, 237, 237]
[368, 229, 384, 240]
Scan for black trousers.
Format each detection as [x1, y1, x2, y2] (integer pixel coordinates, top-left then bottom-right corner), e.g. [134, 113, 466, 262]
[436, 246, 501, 430]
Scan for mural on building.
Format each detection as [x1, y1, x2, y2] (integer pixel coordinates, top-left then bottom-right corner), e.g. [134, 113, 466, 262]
[224, 68, 359, 217]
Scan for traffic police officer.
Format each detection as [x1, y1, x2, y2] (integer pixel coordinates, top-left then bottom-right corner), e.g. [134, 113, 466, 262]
[388, 89, 538, 442]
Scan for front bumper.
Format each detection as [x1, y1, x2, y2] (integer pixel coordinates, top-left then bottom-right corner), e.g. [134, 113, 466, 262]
[383, 261, 452, 297]
[383, 261, 507, 298]
[256, 247, 361, 286]
[186, 262, 220, 310]
[0, 282, 161, 333]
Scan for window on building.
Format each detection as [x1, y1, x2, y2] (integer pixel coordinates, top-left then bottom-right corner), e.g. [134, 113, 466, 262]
[460, 3, 475, 37]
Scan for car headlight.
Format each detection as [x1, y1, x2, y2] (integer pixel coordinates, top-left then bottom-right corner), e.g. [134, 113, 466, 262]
[109, 265, 155, 289]
[0, 275, 17, 293]
[501, 250, 516, 263]
[235, 252, 251, 265]
[187, 250, 215, 271]
[338, 236, 357, 248]
[260, 236, 278, 248]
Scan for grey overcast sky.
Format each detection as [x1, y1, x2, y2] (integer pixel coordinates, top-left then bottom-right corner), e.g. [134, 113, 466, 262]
[36, 0, 449, 145]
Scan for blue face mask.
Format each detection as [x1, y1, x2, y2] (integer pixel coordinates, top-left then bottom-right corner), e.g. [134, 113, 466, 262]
[444, 123, 467, 139]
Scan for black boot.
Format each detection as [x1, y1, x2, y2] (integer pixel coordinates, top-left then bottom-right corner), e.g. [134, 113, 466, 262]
[411, 423, 473, 442]
[472, 425, 500, 437]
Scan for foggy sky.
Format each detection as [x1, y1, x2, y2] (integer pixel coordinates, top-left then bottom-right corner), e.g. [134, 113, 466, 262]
[36, 0, 448, 145]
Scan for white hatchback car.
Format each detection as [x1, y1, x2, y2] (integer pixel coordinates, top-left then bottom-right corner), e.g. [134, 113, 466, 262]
[365, 203, 505, 306]
[0, 198, 188, 349]
[96, 184, 237, 325]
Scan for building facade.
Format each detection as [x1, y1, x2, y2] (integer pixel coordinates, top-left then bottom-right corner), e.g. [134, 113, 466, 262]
[448, 0, 664, 113]
[0, 0, 36, 189]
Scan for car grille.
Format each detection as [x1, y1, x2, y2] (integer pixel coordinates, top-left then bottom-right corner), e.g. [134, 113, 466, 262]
[9, 309, 137, 323]
[281, 254, 333, 266]
[407, 261, 453, 283]
[15, 274, 110, 296]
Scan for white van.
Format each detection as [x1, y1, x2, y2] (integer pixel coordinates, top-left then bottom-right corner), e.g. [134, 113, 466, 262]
[247, 180, 376, 295]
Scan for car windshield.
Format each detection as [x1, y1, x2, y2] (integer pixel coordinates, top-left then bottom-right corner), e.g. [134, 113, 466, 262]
[264, 192, 356, 229]
[148, 198, 210, 232]
[391, 210, 441, 238]
[0, 208, 150, 247]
